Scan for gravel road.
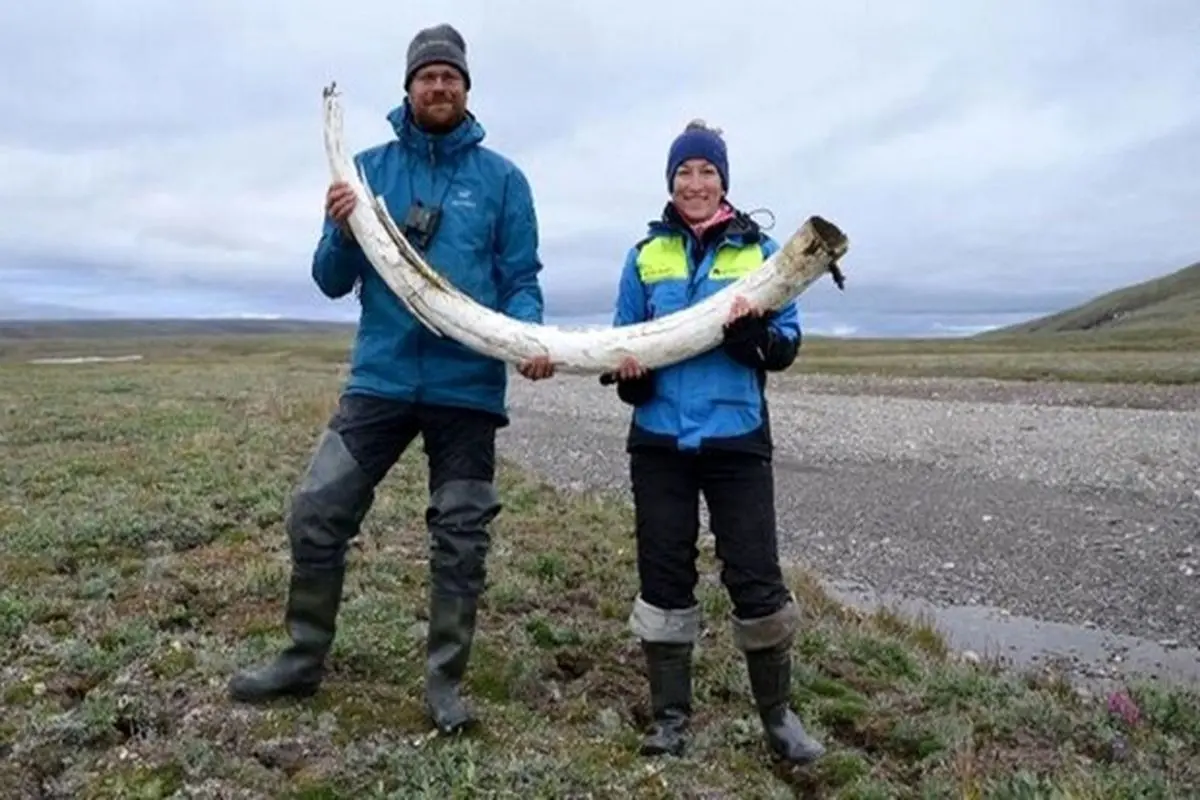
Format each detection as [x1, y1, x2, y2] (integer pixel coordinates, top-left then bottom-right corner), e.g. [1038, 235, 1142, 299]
[498, 373, 1200, 654]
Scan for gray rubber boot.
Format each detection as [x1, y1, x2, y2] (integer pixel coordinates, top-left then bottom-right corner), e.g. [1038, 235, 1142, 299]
[627, 596, 702, 757]
[744, 641, 825, 764]
[422, 475, 501, 735]
[227, 566, 345, 703]
[639, 641, 693, 756]
[733, 597, 825, 765]
[228, 427, 374, 705]
[425, 592, 479, 734]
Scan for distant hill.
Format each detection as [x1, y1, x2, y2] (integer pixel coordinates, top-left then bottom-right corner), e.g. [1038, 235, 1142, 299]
[983, 260, 1200, 337]
[0, 317, 356, 341]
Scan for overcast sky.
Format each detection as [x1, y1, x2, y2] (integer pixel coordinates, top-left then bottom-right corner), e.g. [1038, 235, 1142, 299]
[1, 1, 1197, 335]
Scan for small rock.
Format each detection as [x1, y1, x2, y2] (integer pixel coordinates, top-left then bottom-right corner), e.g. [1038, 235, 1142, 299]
[251, 739, 308, 774]
[960, 650, 981, 665]
[1158, 639, 1181, 650]
[145, 539, 173, 557]
[316, 712, 339, 735]
[596, 707, 623, 734]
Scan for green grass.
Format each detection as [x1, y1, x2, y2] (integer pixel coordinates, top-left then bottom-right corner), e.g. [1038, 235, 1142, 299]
[2, 345, 1200, 797]
[987, 261, 1200, 338]
[786, 328, 1199, 384]
[796, 258, 1200, 385]
[6, 307, 1198, 385]
[0, 329, 356, 365]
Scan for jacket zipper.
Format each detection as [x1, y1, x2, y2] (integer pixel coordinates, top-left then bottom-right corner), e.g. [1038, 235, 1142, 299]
[682, 236, 729, 449]
[679, 234, 705, 447]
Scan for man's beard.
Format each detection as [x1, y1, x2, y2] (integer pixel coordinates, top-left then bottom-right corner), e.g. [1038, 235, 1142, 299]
[416, 97, 464, 134]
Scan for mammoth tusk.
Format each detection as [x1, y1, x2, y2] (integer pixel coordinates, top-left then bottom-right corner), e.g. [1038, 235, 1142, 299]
[320, 82, 849, 374]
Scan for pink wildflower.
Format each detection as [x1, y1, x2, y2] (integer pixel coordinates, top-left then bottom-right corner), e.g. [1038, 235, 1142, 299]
[1107, 690, 1141, 728]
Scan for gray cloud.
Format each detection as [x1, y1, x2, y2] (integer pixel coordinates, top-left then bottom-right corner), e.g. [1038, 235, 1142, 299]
[1, 1, 1197, 336]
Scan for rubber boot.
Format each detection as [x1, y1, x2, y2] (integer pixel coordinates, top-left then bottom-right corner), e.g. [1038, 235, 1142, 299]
[425, 592, 479, 734]
[639, 641, 693, 756]
[228, 566, 345, 703]
[744, 642, 825, 765]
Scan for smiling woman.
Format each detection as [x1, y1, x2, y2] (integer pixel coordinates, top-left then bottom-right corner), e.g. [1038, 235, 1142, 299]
[668, 119, 727, 224]
[597, 115, 827, 766]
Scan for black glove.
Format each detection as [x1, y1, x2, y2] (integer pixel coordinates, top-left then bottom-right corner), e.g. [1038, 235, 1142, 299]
[599, 370, 655, 406]
[721, 313, 799, 371]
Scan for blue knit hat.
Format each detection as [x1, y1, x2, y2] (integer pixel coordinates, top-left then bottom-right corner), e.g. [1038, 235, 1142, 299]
[666, 120, 729, 192]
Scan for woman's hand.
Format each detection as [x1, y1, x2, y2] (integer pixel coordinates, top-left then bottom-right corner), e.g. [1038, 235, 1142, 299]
[616, 356, 647, 381]
[726, 294, 761, 324]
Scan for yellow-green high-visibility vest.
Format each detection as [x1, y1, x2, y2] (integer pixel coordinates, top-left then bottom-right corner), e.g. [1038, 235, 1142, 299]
[635, 235, 765, 285]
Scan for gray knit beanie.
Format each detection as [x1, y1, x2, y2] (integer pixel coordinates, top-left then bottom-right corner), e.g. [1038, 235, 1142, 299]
[405, 23, 470, 90]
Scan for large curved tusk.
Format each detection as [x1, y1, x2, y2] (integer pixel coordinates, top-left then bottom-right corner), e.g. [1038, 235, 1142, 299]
[321, 82, 849, 374]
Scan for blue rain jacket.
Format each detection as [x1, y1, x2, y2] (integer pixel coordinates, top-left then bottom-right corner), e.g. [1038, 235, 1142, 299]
[612, 206, 801, 454]
[312, 100, 544, 423]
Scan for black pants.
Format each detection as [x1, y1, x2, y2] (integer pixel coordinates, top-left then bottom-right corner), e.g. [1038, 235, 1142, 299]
[631, 447, 791, 621]
[287, 392, 502, 597]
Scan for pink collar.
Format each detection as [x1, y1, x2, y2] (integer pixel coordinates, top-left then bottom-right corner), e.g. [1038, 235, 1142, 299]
[682, 201, 735, 239]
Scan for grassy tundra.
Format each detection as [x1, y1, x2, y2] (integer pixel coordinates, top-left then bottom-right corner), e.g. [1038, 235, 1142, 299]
[1, 331, 1199, 799]
[2, 324, 1199, 386]
[5, 284, 1199, 388]
[790, 259, 1200, 385]
[788, 328, 1199, 384]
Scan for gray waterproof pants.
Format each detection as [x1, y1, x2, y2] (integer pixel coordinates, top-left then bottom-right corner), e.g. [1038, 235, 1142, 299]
[287, 392, 503, 597]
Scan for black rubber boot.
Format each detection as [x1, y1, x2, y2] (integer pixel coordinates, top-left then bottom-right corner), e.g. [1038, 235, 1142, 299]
[745, 642, 825, 765]
[227, 566, 344, 703]
[639, 641, 693, 757]
[425, 592, 479, 734]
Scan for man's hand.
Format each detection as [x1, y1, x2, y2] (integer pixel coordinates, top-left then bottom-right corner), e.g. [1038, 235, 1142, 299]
[518, 355, 555, 381]
[326, 181, 357, 239]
